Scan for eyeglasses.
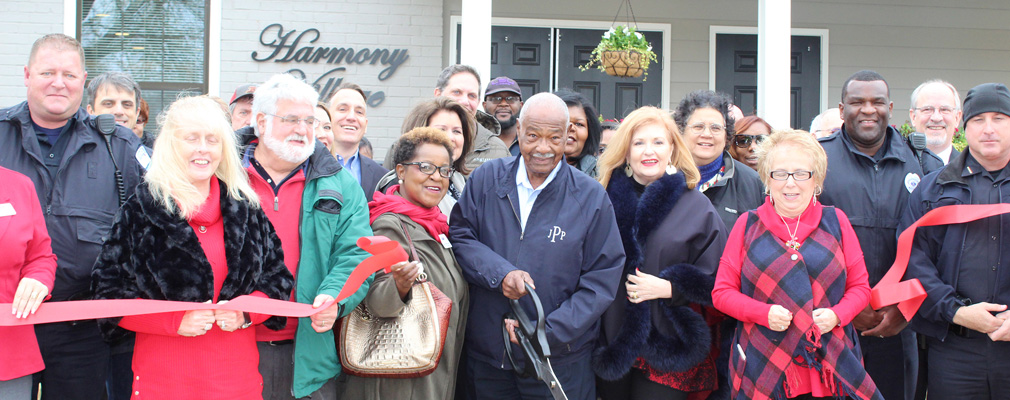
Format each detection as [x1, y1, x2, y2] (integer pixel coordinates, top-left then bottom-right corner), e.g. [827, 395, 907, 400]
[732, 134, 768, 148]
[486, 96, 521, 104]
[401, 162, 454, 178]
[688, 123, 725, 135]
[913, 106, 957, 116]
[769, 170, 814, 181]
[267, 113, 321, 128]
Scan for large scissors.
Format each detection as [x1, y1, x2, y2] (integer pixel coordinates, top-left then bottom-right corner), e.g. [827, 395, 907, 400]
[502, 283, 568, 400]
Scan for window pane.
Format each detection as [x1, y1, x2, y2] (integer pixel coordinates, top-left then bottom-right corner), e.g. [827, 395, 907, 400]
[80, 0, 207, 84]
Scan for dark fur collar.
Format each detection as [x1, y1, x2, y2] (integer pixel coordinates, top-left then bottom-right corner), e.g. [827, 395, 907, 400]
[607, 170, 687, 272]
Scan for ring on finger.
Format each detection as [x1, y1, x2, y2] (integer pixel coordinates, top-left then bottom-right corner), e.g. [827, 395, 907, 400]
[629, 291, 639, 300]
[204, 323, 213, 331]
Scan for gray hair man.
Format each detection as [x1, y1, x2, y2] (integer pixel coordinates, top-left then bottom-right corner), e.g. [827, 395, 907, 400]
[0, 33, 146, 400]
[434, 64, 511, 171]
[810, 107, 844, 138]
[450, 93, 625, 400]
[86, 71, 142, 135]
[909, 80, 963, 164]
[240, 73, 373, 399]
[902, 82, 1010, 399]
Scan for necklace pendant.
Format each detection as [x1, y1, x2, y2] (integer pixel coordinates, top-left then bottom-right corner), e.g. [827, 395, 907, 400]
[786, 239, 800, 251]
[199, 226, 207, 233]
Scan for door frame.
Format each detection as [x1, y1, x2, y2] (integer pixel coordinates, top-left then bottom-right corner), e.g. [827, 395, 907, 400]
[708, 26, 830, 114]
[450, 16, 672, 109]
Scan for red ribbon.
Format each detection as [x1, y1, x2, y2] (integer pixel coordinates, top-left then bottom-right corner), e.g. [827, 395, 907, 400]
[870, 204, 1010, 320]
[0, 236, 406, 327]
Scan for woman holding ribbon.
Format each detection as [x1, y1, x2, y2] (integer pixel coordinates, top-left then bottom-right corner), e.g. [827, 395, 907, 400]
[342, 127, 468, 400]
[712, 129, 881, 400]
[0, 166, 57, 399]
[91, 96, 293, 399]
[593, 107, 727, 400]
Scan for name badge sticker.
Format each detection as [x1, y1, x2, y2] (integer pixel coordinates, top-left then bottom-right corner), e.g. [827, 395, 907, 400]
[0, 203, 15, 217]
[438, 234, 452, 248]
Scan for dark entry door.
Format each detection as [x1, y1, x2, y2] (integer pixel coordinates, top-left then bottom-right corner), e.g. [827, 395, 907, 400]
[715, 34, 821, 130]
[456, 26, 552, 101]
[556, 28, 663, 120]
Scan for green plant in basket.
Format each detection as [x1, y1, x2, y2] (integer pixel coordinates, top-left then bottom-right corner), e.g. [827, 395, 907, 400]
[580, 25, 658, 80]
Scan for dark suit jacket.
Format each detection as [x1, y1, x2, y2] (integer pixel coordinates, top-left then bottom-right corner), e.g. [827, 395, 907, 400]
[360, 156, 388, 202]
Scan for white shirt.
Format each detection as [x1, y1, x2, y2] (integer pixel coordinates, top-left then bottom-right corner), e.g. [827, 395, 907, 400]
[935, 145, 953, 165]
[516, 156, 563, 231]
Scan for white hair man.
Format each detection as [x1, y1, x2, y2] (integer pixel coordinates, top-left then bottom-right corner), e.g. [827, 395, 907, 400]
[909, 80, 963, 164]
[810, 107, 844, 138]
[450, 92, 625, 400]
[239, 73, 373, 399]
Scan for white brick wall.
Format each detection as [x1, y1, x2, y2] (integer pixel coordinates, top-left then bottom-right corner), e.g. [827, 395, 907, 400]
[0, 0, 65, 109]
[220, 0, 445, 161]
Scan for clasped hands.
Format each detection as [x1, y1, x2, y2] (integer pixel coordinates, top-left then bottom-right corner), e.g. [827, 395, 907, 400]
[952, 302, 1010, 341]
[178, 301, 247, 337]
[766, 305, 839, 334]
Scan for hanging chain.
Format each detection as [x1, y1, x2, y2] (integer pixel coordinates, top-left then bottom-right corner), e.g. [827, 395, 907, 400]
[610, 0, 640, 31]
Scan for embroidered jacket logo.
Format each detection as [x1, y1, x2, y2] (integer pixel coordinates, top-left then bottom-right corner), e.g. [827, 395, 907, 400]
[547, 226, 566, 242]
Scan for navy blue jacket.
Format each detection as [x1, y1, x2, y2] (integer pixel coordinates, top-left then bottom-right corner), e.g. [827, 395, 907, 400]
[449, 156, 625, 367]
[900, 150, 1010, 340]
[0, 103, 145, 300]
[818, 126, 943, 286]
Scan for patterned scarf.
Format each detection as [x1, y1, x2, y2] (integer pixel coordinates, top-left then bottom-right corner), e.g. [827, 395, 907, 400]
[729, 208, 882, 400]
[368, 184, 449, 243]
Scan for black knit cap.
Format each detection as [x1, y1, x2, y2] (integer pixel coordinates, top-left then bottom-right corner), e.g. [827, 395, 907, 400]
[962, 82, 1010, 129]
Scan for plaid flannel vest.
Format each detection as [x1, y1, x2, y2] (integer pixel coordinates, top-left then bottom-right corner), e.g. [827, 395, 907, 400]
[730, 208, 882, 400]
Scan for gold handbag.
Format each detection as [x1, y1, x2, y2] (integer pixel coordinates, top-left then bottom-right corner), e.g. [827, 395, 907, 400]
[338, 221, 452, 378]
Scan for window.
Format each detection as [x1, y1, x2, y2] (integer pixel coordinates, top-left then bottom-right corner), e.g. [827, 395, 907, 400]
[79, 0, 209, 130]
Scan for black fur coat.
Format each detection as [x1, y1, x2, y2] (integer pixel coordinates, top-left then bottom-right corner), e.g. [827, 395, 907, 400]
[594, 171, 728, 393]
[91, 181, 294, 337]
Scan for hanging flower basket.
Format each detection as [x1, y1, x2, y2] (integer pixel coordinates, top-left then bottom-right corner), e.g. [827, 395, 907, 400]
[601, 50, 644, 78]
[580, 26, 658, 81]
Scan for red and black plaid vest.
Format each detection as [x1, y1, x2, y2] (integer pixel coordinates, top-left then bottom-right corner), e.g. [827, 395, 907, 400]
[729, 208, 882, 400]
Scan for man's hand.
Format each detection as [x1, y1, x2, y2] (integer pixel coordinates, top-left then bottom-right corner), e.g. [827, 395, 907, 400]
[503, 318, 520, 345]
[953, 302, 1007, 334]
[502, 270, 535, 300]
[987, 311, 1010, 341]
[861, 305, 908, 338]
[178, 309, 216, 337]
[852, 304, 883, 331]
[812, 308, 840, 334]
[626, 269, 672, 303]
[11, 277, 48, 319]
[767, 305, 793, 332]
[309, 294, 339, 333]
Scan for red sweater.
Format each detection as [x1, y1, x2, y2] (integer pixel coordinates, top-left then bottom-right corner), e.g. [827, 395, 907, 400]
[118, 179, 262, 399]
[712, 201, 870, 397]
[246, 162, 306, 342]
[0, 167, 57, 380]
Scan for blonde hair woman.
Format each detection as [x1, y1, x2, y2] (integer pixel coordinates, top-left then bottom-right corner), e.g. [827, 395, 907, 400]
[92, 96, 294, 400]
[594, 107, 728, 400]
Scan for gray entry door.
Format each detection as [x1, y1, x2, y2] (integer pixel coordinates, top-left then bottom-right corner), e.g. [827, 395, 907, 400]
[715, 33, 821, 130]
[556, 28, 663, 120]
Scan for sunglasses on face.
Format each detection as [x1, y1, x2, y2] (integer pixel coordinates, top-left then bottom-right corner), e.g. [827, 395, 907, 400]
[400, 162, 454, 178]
[732, 134, 768, 148]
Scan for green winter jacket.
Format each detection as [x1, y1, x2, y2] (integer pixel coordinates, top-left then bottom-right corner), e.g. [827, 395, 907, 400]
[289, 145, 373, 397]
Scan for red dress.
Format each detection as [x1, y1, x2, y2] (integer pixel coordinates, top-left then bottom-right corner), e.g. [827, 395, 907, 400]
[118, 179, 264, 399]
[0, 167, 57, 381]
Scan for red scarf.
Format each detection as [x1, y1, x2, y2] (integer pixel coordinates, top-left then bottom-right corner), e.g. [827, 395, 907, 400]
[368, 184, 449, 243]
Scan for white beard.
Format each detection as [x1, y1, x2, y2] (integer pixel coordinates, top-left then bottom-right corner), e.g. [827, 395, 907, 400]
[262, 125, 315, 164]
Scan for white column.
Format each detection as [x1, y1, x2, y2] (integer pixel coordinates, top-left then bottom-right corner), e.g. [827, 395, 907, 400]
[460, 0, 492, 96]
[757, 0, 791, 128]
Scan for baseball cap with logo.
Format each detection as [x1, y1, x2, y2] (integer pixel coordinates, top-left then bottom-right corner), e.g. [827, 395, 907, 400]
[229, 84, 257, 105]
[485, 77, 522, 97]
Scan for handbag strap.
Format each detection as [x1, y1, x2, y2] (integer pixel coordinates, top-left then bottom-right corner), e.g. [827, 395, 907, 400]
[398, 219, 426, 282]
